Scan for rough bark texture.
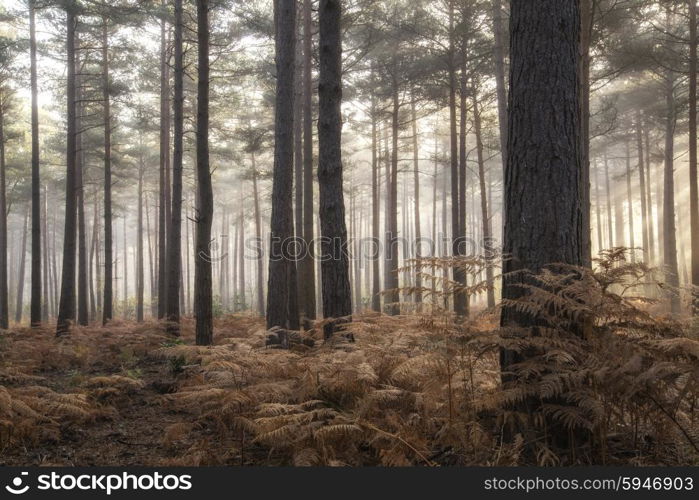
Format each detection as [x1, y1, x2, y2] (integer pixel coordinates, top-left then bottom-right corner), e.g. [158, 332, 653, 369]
[266, 0, 297, 342]
[318, 0, 352, 338]
[166, 0, 184, 334]
[102, 20, 113, 326]
[29, 0, 41, 327]
[370, 84, 381, 312]
[194, 0, 213, 345]
[500, 0, 583, 359]
[57, 5, 78, 336]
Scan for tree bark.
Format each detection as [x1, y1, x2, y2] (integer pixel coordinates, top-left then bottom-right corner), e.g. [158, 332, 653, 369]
[252, 153, 265, 316]
[472, 85, 495, 308]
[689, 0, 699, 312]
[492, 0, 508, 168]
[300, 0, 316, 325]
[76, 30, 88, 326]
[29, 0, 41, 327]
[15, 208, 29, 324]
[370, 82, 381, 313]
[57, 4, 78, 336]
[194, 0, 213, 345]
[410, 96, 422, 308]
[318, 0, 352, 338]
[636, 111, 650, 264]
[266, 0, 297, 343]
[0, 91, 7, 329]
[101, 19, 113, 326]
[500, 0, 583, 364]
[166, 0, 184, 334]
[158, 3, 171, 320]
[663, 61, 681, 314]
[625, 141, 635, 263]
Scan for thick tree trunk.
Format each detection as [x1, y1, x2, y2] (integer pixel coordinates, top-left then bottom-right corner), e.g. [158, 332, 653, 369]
[102, 20, 113, 326]
[266, 0, 297, 343]
[318, 0, 352, 338]
[57, 5, 78, 336]
[166, 0, 184, 334]
[300, 0, 316, 325]
[580, 0, 594, 267]
[29, 0, 41, 327]
[194, 0, 213, 345]
[500, 0, 583, 367]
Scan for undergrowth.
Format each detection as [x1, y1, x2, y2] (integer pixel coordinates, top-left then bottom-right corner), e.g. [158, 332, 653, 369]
[0, 249, 696, 466]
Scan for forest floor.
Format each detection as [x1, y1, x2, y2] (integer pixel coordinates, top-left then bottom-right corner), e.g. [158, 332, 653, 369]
[0, 308, 696, 466]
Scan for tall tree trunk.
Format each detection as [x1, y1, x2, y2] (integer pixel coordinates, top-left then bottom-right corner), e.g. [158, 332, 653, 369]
[0, 92, 7, 329]
[448, 0, 466, 317]
[300, 0, 316, 325]
[370, 84, 381, 313]
[29, 0, 41, 327]
[166, 0, 184, 334]
[76, 32, 88, 326]
[57, 4, 78, 336]
[42, 187, 51, 321]
[500, 0, 583, 380]
[472, 85, 495, 308]
[252, 154, 265, 316]
[644, 123, 656, 264]
[385, 65, 400, 315]
[636, 111, 650, 264]
[136, 153, 145, 322]
[492, 0, 508, 168]
[238, 205, 245, 309]
[625, 141, 635, 263]
[89, 195, 98, 321]
[146, 195, 155, 317]
[594, 160, 603, 253]
[266, 0, 297, 344]
[318, 0, 352, 338]
[15, 209, 29, 324]
[603, 152, 614, 249]
[410, 97, 422, 308]
[102, 19, 113, 326]
[194, 0, 213, 345]
[663, 64, 681, 314]
[579, 0, 594, 267]
[158, 3, 171, 320]
[123, 216, 128, 316]
[689, 0, 699, 312]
